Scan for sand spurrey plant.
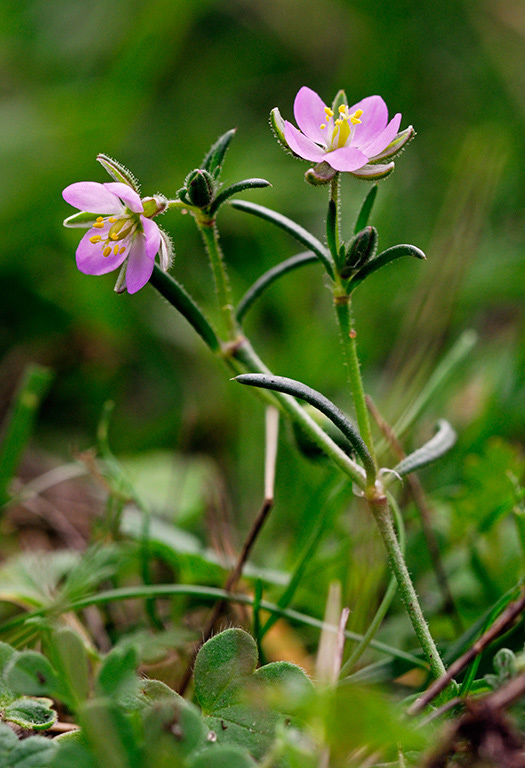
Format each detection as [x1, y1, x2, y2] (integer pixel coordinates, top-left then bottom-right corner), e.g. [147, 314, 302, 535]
[17, 83, 516, 766]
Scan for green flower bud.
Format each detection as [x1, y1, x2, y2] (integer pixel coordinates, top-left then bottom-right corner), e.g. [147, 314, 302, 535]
[184, 169, 215, 209]
[340, 226, 378, 278]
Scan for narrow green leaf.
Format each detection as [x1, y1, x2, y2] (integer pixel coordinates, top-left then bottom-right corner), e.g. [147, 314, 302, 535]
[346, 243, 426, 293]
[209, 179, 271, 216]
[149, 265, 220, 352]
[0, 364, 54, 506]
[269, 107, 287, 150]
[354, 184, 378, 234]
[63, 211, 99, 228]
[331, 89, 348, 114]
[236, 251, 319, 323]
[201, 128, 236, 174]
[234, 374, 375, 479]
[230, 200, 334, 278]
[49, 628, 90, 705]
[326, 198, 337, 261]
[392, 420, 457, 477]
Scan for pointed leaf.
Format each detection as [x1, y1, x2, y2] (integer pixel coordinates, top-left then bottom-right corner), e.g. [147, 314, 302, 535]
[234, 374, 375, 479]
[354, 184, 378, 234]
[269, 107, 287, 150]
[393, 420, 457, 477]
[201, 129, 236, 175]
[370, 126, 415, 163]
[230, 200, 334, 278]
[346, 243, 426, 292]
[63, 211, 99, 228]
[209, 179, 271, 216]
[236, 251, 319, 323]
[331, 89, 348, 114]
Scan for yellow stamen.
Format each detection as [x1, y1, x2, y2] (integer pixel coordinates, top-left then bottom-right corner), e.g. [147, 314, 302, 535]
[338, 104, 346, 114]
[324, 107, 333, 117]
[114, 244, 120, 255]
[110, 234, 119, 240]
[119, 247, 126, 254]
[96, 216, 104, 222]
[335, 118, 342, 126]
[92, 222, 104, 229]
[103, 246, 112, 257]
[320, 123, 326, 129]
[89, 235, 102, 244]
[108, 217, 117, 223]
[350, 108, 363, 125]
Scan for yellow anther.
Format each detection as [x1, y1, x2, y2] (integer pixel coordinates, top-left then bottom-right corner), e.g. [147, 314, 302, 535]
[89, 235, 102, 244]
[110, 234, 119, 241]
[96, 216, 104, 222]
[114, 244, 120, 255]
[320, 123, 326, 129]
[338, 104, 347, 113]
[92, 221, 104, 229]
[108, 217, 117, 223]
[350, 108, 363, 125]
[335, 118, 342, 126]
[324, 107, 333, 117]
[119, 247, 126, 254]
[103, 246, 112, 257]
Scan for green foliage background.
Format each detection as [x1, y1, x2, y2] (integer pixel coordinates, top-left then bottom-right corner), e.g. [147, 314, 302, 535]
[0, 0, 524, 656]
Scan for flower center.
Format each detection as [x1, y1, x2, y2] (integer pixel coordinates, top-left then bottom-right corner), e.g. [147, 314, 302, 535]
[320, 105, 363, 151]
[88, 213, 138, 257]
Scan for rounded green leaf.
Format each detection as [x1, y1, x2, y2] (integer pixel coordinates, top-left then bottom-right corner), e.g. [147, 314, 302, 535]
[4, 697, 57, 731]
[194, 628, 258, 713]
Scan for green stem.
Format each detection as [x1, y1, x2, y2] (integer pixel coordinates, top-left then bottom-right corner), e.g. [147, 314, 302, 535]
[197, 218, 237, 340]
[334, 294, 376, 465]
[367, 490, 446, 679]
[340, 492, 405, 675]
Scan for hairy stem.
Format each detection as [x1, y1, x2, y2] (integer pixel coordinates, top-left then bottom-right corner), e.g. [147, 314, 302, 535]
[367, 490, 447, 680]
[197, 218, 237, 341]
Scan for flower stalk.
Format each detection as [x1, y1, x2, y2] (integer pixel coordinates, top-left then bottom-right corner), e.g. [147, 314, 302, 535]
[366, 488, 447, 679]
[196, 217, 237, 342]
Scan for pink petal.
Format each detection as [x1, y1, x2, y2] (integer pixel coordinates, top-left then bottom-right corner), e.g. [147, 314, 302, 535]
[284, 121, 327, 162]
[349, 95, 388, 148]
[362, 113, 402, 157]
[75, 228, 129, 275]
[125, 235, 155, 293]
[141, 216, 161, 260]
[324, 146, 368, 172]
[63, 182, 124, 215]
[293, 86, 329, 145]
[104, 182, 144, 213]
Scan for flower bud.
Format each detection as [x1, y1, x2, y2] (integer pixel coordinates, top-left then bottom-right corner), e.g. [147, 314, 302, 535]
[340, 226, 378, 278]
[305, 161, 337, 186]
[141, 195, 168, 218]
[184, 169, 215, 209]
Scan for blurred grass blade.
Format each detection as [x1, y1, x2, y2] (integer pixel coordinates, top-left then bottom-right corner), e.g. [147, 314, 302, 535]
[354, 184, 378, 234]
[392, 330, 477, 440]
[230, 199, 335, 278]
[0, 364, 54, 507]
[236, 251, 319, 323]
[392, 420, 456, 477]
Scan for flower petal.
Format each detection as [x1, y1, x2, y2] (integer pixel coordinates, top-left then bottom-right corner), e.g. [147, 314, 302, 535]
[63, 182, 124, 215]
[362, 113, 402, 157]
[284, 121, 327, 162]
[293, 86, 329, 145]
[125, 235, 155, 293]
[324, 146, 368, 172]
[349, 96, 388, 148]
[104, 182, 144, 213]
[75, 228, 129, 275]
[141, 216, 161, 260]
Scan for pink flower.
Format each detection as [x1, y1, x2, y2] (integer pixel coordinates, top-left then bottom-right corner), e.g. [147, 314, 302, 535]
[63, 179, 170, 294]
[281, 87, 413, 178]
